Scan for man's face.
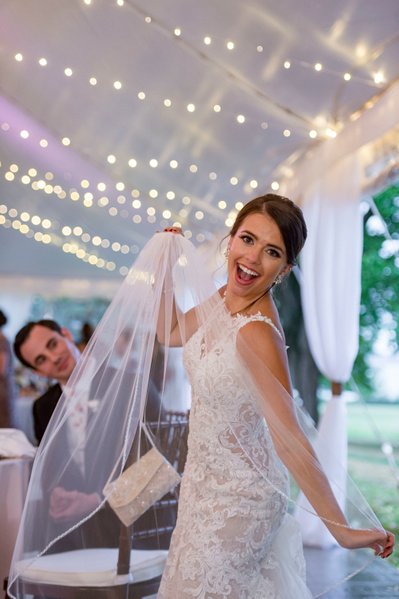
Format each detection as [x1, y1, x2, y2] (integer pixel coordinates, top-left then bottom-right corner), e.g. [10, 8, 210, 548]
[21, 325, 79, 385]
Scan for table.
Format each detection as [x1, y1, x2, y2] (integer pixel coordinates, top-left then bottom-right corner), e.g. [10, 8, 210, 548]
[0, 457, 33, 587]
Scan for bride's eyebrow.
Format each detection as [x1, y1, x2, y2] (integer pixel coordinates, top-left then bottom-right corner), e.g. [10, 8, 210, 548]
[240, 229, 285, 254]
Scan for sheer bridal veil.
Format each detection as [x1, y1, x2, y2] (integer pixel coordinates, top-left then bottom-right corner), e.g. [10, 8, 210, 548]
[8, 232, 385, 598]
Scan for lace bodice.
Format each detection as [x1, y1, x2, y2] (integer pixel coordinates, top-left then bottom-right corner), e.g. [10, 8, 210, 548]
[183, 313, 287, 489]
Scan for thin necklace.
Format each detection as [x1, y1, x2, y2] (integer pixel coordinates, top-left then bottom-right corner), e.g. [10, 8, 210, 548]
[223, 285, 272, 317]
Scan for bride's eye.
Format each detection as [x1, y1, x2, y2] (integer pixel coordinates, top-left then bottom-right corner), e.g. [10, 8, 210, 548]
[240, 235, 253, 244]
[266, 248, 281, 258]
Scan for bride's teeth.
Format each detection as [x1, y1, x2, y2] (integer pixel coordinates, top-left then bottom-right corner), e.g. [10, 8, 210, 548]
[240, 264, 258, 277]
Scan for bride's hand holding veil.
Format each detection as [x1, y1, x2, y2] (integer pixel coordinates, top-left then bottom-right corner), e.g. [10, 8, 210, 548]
[162, 226, 184, 235]
[336, 527, 394, 557]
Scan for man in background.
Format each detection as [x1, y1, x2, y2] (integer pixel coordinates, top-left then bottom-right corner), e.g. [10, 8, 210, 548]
[14, 319, 80, 444]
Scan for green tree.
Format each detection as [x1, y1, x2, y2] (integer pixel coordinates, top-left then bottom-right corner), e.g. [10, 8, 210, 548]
[354, 184, 399, 397]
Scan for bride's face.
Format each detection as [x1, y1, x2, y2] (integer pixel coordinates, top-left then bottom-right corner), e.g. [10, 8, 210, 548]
[227, 212, 290, 300]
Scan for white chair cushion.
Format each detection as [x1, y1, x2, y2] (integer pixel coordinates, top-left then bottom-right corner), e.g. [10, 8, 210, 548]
[18, 548, 168, 587]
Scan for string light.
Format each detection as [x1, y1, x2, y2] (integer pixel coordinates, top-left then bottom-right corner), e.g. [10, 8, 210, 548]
[373, 71, 385, 85]
[0, 201, 123, 271]
[325, 127, 337, 138]
[2, 16, 395, 257]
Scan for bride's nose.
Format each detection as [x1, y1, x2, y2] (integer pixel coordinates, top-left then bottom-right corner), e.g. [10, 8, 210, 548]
[245, 245, 261, 264]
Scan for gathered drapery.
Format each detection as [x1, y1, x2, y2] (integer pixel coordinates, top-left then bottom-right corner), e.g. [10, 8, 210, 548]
[294, 153, 363, 546]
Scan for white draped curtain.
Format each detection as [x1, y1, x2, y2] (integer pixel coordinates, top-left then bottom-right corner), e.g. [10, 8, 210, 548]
[284, 81, 399, 546]
[294, 153, 363, 547]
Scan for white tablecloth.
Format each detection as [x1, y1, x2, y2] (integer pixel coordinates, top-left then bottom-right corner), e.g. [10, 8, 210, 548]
[14, 396, 36, 445]
[0, 457, 33, 586]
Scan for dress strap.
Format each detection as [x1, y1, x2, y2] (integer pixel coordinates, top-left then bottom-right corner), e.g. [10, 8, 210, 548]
[234, 312, 284, 341]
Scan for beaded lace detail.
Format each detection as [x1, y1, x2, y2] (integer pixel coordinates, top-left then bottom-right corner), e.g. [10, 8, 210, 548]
[158, 314, 312, 598]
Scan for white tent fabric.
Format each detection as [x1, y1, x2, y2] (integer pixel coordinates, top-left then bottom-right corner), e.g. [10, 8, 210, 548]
[1, 0, 399, 286]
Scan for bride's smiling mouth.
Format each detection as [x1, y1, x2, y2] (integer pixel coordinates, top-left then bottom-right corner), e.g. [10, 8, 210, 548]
[235, 263, 260, 285]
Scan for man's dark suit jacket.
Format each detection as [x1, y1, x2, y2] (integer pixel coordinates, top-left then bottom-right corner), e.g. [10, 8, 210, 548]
[32, 383, 62, 444]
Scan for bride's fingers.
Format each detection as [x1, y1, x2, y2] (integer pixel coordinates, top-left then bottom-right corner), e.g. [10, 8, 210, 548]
[380, 532, 395, 558]
[374, 531, 394, 558]
[164, 226, 183, 235]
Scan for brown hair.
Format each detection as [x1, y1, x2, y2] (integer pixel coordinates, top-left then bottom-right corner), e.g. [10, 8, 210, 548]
[14, 319, 64, 369]
[229, 194, 307, 264]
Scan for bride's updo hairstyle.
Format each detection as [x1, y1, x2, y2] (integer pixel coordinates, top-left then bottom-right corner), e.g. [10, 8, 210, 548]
[229, 194, 307, 265]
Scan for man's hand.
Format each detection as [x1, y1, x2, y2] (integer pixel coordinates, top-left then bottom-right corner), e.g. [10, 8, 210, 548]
[49, 486, 100, 521]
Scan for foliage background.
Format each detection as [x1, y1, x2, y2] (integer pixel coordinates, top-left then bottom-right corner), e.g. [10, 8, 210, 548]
[355, 184, 399, 398]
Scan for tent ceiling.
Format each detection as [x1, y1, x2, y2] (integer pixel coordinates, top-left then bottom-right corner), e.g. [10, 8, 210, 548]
[1, 0, 399, 281]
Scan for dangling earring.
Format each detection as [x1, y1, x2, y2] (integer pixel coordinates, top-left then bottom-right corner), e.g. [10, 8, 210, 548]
[274, 274, 284, 285]
[224, 246, 230, 259]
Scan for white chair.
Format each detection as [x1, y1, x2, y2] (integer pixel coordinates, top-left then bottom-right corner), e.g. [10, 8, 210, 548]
[13, 544, 166, 598]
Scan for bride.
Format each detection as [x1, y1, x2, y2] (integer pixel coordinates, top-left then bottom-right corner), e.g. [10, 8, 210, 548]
[157, 194, 394, 598]
[8, 194, 394, 599]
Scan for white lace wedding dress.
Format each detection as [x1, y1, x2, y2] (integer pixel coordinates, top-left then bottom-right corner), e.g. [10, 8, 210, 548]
[158, 313, 313, 599]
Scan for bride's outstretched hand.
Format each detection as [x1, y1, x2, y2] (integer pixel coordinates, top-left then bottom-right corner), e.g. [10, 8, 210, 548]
[338, 527, 394, 558]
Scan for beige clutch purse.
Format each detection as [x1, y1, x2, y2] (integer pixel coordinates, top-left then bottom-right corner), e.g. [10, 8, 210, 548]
[103, 446, 181, 527]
